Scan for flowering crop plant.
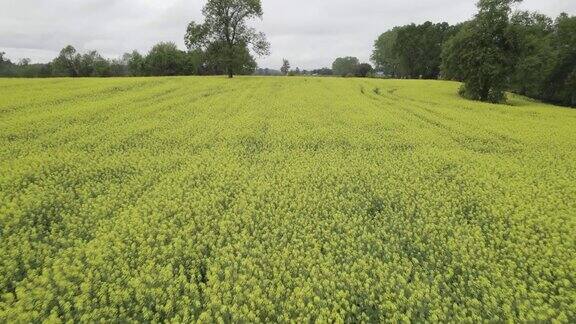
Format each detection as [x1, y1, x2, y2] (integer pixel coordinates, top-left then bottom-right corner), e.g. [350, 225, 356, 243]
[0, 76, 575, 322]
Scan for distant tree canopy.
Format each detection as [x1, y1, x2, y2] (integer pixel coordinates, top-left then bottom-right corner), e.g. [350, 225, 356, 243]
[50, 44, 199, 78]
[371, 22, 460, 79]
[253, 67, 282, 76]
[184, 0, 270, 78]
[144, 42, 192, 76]
[311, 68, 333, 76]
[125, 51, 146, 77]
[332, 57, 359, 77]
[355, 63, 374, 78]
[52, 45, 81, 77]
[0, 52, 52, 78]
[332, 57, 373, 77]
[79, 51, 113, 77]
[50, 46, 126, 78]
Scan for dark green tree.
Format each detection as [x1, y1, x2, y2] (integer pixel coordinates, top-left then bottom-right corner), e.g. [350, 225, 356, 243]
[332, 56, 359, 77]
[373, 23, 459, 79]
[78, 51, 111, 77]
[183, 50, 204, 75]
[543, 13, 576, 106]
[52, 45, 81, 77]
[355, 63, 373, 77]
[125, 51, 146, 76]
[509, 11, 554, 98]
[311, 68, 333, 76]
[108, 57, 129, 77]
[184, 0, 270, 78]
[371, 28, 400, 77]
[145, 42, 188, 76]
[393, 22, 459, 79]
[200, 41, 256, 75]
[442, 0, 522, 103]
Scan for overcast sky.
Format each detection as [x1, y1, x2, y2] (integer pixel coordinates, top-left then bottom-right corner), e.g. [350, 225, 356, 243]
[1, 0, 574, 69]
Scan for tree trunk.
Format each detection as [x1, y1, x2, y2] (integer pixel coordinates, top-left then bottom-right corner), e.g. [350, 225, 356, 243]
[226, 42, 235, 78]
[480, 83, 490, 102]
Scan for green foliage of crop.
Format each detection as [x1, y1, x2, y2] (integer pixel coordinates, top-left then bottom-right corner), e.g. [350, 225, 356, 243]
[0, 76, 575, 322]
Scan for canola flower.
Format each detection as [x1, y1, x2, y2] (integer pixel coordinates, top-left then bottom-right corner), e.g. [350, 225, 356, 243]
[0, 76, 575, 322]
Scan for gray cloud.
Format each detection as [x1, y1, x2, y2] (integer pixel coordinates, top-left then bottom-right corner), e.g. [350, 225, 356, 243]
[1, 0, 574, 69]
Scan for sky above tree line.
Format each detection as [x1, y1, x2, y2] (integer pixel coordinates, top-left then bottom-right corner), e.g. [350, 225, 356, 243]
[1, 0, 574, 70]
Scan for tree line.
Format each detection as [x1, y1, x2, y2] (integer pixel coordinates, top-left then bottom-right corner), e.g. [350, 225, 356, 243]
[0, 41, 257, 78]
[275, 58, 372, 77]
[371, 0, 575, 106]
[0, 46, 370, 79]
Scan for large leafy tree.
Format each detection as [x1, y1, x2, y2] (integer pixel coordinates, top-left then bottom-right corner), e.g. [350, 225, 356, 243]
[442, 0, 522, 103]
[201, 41, 256, 75]
[52, 45, 81, 77]
[509, 11, 554, 98]
[394, 22, 459, 79]
[185, 0, 270, 78]
[371, 28, 400, 77]
[145, 42, 188, 76]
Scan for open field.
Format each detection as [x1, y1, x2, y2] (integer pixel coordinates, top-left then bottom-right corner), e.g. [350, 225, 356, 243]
[0, 77, 575, 322]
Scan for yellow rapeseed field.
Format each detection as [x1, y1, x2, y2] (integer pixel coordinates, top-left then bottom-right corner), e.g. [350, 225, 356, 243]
[0, 76, 575, 322]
